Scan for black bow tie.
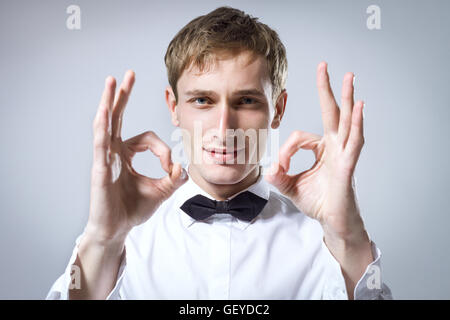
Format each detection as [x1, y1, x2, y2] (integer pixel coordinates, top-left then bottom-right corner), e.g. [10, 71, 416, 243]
[180, 191, 268, 222]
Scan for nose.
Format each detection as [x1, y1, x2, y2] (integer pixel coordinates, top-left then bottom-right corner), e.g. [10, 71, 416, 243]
[216, 102, 236, 144]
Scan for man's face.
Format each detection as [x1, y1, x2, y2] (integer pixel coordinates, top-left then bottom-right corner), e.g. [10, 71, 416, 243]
[166, 49, 283, 185]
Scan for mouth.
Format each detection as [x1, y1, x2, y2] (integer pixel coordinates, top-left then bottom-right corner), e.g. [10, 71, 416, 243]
[202, 147, 244, 164]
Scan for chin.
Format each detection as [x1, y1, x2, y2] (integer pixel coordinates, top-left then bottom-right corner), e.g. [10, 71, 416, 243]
[193, 163, 251, 185]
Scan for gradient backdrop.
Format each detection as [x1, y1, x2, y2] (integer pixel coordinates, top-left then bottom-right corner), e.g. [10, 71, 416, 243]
[0, 0, 449, 299]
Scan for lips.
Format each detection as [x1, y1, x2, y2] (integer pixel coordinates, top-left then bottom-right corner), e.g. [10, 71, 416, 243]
[203, 147, 243, 154]
[202, 147, 244, 163]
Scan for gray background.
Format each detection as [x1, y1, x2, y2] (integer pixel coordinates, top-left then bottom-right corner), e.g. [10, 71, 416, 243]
[0, 0, 448, 299]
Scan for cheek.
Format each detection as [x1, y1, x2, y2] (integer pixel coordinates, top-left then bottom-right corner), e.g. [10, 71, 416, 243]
[177, 112, 212, 163]
[243, 111, 272, 158]
[240, 110, 271, 130]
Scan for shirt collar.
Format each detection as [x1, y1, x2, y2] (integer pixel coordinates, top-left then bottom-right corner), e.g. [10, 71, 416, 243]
[175, 164, 270, 231]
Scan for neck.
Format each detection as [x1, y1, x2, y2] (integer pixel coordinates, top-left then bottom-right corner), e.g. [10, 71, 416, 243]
[188, 165, 261, 201]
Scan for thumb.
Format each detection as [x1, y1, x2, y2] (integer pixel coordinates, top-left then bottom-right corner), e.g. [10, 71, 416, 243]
[170, 162, 188, 188]
[160, 162, 188, 192]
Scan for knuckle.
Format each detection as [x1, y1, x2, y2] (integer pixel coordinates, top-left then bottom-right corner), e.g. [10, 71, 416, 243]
[93, 134, 107, 148]
[93, 141, 107, 151]
[317, 82, 327, 90]
[352, 137, 364, 149]
[161, 143, 171, 153]
[144, 130, 155, 137]
[293, 130, 303, 139]
[143, 130, 157, 144]
[341, 118, 351, 127]
[342, 93, 352, 101]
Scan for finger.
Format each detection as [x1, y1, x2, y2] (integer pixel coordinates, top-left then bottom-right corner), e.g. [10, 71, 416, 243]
[338, 72, 355, 146]
[160, 161, 188, 190]
[265, 162, 287, 191]
[112, 70, 135, 139]
[133, 161, 187, 202]
[278, 130, 322, 173]
[317, 61, 340, 134]
[123, 130, 173, 173]
[92, 76, 116, 169]
[345, 100, 365, 161]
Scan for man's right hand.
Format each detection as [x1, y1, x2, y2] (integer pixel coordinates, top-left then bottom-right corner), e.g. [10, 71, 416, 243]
[86, 70, 188, 244]
[70, 70, 187, 299]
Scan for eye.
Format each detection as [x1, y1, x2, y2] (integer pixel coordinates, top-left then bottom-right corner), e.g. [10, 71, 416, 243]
[240, 97, 257, 104]
[193, 97, 210, 105]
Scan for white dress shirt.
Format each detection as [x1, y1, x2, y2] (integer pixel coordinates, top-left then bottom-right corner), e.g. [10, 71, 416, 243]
[46, 165, 393, 300]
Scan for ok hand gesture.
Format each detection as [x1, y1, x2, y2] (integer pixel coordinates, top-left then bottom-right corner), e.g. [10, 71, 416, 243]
[265, 62, 367, 244]
[87, 71, 188, 243]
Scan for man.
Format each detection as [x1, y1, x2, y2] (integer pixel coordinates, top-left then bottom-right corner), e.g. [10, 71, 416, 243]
[46, 6, 392, 300]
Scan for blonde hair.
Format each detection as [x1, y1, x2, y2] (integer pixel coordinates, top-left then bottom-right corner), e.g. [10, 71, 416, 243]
[164, 6, 288, 107]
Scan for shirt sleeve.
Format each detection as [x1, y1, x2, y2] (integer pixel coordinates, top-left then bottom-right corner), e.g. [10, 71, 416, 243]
[320, 236, 393, 300]
[45, 232, 127, 300]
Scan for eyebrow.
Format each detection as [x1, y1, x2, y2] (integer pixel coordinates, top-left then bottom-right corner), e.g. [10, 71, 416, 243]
[184, 88, 266, 98]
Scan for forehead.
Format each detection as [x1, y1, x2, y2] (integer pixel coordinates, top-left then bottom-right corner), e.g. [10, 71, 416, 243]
[177, 50, 271, 94]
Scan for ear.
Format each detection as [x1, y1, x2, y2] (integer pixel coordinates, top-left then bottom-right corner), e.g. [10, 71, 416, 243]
[271, 89, 287, 129]
[165, 85, 180, 127]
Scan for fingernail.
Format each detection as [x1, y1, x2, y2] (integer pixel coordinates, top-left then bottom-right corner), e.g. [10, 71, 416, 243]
[362, 103, 365, 119]
[352, 75, 356, 87]
[180, 168, 187, 180]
